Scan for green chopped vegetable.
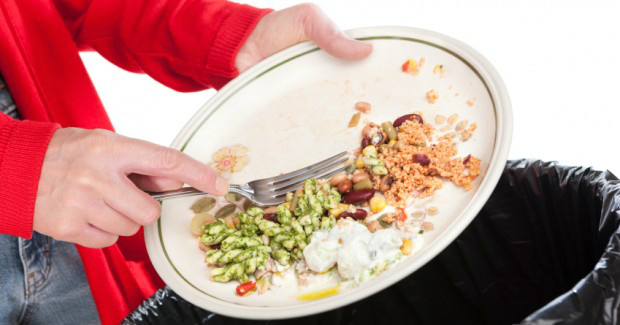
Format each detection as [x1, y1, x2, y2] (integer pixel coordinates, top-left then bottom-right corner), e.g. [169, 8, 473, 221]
[194, 178, 340, 285]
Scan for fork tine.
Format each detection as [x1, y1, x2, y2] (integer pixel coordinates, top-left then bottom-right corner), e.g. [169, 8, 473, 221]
[251, 151, 348, 187]
[263, 164, 351, 198]
[259, 157, 349, 191]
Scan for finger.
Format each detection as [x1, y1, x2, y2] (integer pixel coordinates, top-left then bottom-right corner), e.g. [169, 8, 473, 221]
[103, 175, 162, 226]
[77, 225, 119, 248]
[115, 137, 229, 195]
[128, 174, 184, 192]
[302, 5, 372, 60]
[87, 203, 141, 237]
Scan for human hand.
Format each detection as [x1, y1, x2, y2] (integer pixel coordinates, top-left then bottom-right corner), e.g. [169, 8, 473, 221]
[235, 3, 372, 72]
[33, 128, 228, 248]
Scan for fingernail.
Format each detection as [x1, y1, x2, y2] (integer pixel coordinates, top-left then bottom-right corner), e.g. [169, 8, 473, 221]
[215, 176, 229, 194]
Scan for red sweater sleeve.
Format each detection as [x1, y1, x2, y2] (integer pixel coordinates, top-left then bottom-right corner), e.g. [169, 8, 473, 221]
[0, 114, 59, 238]
[52, 0, 272, 91]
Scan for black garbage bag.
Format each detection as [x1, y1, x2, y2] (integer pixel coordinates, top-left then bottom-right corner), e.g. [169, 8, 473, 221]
[122, 159, 620, 325]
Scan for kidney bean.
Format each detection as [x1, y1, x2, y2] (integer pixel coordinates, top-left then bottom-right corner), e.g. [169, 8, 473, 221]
[339, 209, 368, 220]
[361, 123, 378, 138]
[361, 137, 371, 149]
[342, 189, 375, 204]
[355, 101, 371, 113]
[329, 173, 347, 187]
[370, 132, 384, 145]
[379, 175, 394, 192]
[393, 114, 424, 128]
[337, 179, 353, 193]
[351, 172, 370, 184]
[366, 220, 382, 233]
[413, 153, 431, 166]
[463, 154, 471, 165]
[263, 213, 277, 222]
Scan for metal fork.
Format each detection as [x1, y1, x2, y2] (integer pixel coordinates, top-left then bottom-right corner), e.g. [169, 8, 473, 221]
[148, 151, 351, 206]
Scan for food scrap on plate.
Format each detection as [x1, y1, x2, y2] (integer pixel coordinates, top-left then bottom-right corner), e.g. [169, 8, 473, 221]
[189, 108, 479, 298]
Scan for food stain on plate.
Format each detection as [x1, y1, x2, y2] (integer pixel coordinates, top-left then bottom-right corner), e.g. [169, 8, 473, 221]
[297, 285, 342, 301]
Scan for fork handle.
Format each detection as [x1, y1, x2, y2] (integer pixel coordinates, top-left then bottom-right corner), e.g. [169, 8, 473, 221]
[148, 186, 204, 201]
[148, 184, 248, 201]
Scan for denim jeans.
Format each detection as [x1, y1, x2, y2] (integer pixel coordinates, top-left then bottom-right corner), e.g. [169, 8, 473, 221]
[0, 232, 100, 325]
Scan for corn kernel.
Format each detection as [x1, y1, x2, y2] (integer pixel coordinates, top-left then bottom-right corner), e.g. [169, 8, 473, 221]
[362, 145, 376, 156]
[388, 139, 397, 146]
[400, 239, 413, 255]
[329, 204, 349, 217]
[369, 195, 386, 213]
[356, 156, 365, 169]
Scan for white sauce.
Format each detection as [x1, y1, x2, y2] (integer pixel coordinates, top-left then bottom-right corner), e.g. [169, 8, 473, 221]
[303, 218, 404, 284]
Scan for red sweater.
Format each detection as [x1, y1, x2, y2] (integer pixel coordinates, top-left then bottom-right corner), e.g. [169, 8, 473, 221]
[0, 0, 271, 324]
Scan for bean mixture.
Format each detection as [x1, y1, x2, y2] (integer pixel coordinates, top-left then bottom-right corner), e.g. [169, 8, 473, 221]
[353, 113, 481, 207]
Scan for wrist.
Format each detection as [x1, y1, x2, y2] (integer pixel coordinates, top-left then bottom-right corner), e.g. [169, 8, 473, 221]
[205, 4, 273, 89]
[0, 120, 59, 238]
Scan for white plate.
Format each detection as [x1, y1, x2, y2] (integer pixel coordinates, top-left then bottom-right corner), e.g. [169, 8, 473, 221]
[144, 26, 512, 320]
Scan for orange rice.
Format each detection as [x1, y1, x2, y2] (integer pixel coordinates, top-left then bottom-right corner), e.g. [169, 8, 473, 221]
[368, 119, 481, 207]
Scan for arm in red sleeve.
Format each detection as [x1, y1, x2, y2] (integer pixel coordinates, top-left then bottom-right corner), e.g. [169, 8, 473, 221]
[52, 0, 272, 91]
[0, 113, 59, 238]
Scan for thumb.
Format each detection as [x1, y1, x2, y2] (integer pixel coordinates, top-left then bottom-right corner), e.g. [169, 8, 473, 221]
[118, 137, 229, 195]
[301, 5, 372, 60]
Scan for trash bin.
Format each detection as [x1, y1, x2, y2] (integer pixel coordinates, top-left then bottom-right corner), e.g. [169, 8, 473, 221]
[122, 159, 620, 325]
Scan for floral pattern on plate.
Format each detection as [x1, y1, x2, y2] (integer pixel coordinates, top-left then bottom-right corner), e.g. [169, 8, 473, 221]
[209, 144, 250, 179]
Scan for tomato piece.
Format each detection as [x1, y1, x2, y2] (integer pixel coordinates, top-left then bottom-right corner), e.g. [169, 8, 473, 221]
[401, 60, 411, 72]
[401, 59, 416, 73]
[236, 281, 256, 296]
[396, 208, 407, 223]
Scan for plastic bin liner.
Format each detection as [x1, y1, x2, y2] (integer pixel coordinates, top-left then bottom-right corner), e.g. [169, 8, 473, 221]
[122, 159, 620, 325]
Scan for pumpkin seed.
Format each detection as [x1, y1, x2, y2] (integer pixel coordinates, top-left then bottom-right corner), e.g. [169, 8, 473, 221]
[427, 207, 439, 216]
[190, 212, 214, 236]
[225, 193, 242, 203]
[243, 199, 257, 211]
[215, 204, 237, 219]
[190, 197, 215, 213]
[434, 114, 446, 124]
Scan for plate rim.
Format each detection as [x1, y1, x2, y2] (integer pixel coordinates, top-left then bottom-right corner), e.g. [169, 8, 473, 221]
[144, 25, 513, 320]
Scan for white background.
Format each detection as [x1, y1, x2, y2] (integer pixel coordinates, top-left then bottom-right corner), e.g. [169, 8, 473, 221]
[81, 0, 620, 174]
